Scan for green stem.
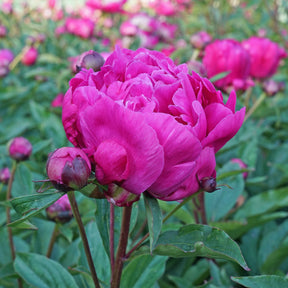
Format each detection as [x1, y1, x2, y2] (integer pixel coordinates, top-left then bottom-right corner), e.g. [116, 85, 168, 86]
[67, 191, 100, 288]
[6, 161, 17, 261]
[111, 205, 133, 288]
[244, 93, 266, 122]
[46, 224, 59, 258]
[110, 202, 115, 275]
[126, 191, 203, 259]
[6, 161, 23, 288]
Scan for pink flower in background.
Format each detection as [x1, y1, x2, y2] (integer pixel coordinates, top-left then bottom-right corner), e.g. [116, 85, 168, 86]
[46, 194, 73, 223]
[22, 47, 38, 66]
[46, 147, 91, 191]
[51, 93, 64, 107]
[242, 36, 287, 79]
[48, 0, 56, 9]
[190, 31, 212, 49]
[65, 17, 95, 39]
[203, 39, 253, 91]
[0, 25, 7, 37]
[8, 137, 32, 161]
[120, 21, 138, 37]
[0, 49, 14, 66]
[231, 158, 248, 179]
[148, 0, 178, 16]
[62, 47, 245, 201]
[86, 0, 127, 13]
[0, 167, 10, 184]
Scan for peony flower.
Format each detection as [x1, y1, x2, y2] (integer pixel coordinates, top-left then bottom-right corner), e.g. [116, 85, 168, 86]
[8, 137, 32, 161]
[46, 147, 91, 191]
[190, 31, 212, 50]
[231, 158, 248, 179]
[85, 0, 127, 13]
[51, 93, 64, 107]
[22, 47, 38, 66]
[0, 49, 14, 66]
[203, 39, 253, 91]
[62, 47, 245, 201]
[242, 36, 287, 79]
[0, 167, 10, 184]
[46, 194, 73, 223]
[65, 17, 95, 39]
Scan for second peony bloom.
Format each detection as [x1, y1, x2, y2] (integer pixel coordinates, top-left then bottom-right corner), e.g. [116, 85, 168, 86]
[62, 46, 245, 201]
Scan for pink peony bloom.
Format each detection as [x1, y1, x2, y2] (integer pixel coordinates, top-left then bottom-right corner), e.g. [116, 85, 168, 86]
[0, 49, 14, 66]
[203, 39, 253, 91]
[65, 17, 95, 39]
[242, 36, 287, 79]
[8, 137, 32, 161]
[120, 21, 138, 37]
[85, 0, 127, 13]
[62, 47, 245, 201]
[22, 47, 38, 66]
[46, 147, 91, 191]
[0, 167, 10, 184]
[231, 158, 248, 179]
[0, 25, 7, 37]
[190, 31, 212, 49]
[51, 93, 64, 107]
[148, 0, 178, 16]
[46, 194, 73, 223]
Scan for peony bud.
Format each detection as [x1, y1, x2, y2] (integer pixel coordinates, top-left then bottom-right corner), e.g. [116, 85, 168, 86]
[46, 147, 91, 192]
[104, 184, 140, 207]
[199, 176, 217, 193]
[46, 194, 73, 223]
[22, 47, 38, 66]
[0, 167, 10, 184]
[8, 137, 32, 161]
[78, 50, 105, 72]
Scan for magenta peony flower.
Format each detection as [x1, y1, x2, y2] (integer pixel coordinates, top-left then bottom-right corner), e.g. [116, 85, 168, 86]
[242, 36, 287, 79]
[46, 194, 73, 223]
[51, 93, 64, 107]
[0, 167, 10, 184]
[203, 39, 253, 91]
[8, 137, 32, 161]
[190, 31, 212, 49]
[65, 17, 95, 39]
[46, 147, 91, 191]
[22, 47, 38, 66]
[85, 0, 127, 13]
[62, 47, 245, 201]
[0, 49, 14, 66]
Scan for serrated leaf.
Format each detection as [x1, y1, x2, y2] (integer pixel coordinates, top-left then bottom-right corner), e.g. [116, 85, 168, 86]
[14, 252, 79, 288]
[8, 191, 64, 227]
[132, 224, 249, 271]
[231, 275, 288, 288]
[144, 193, 162, 252]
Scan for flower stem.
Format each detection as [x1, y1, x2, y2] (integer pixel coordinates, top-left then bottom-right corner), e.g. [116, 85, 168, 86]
[126, 191, 202, 259]
[244, 93, 266, 122]
[198, 192, 207, 224]
[46, 224, 59, 258]
[110, 202, 115, 274]
[6, 161, 23, 288]
[67, 191, 100, 288]
[111, 205, 133, 288]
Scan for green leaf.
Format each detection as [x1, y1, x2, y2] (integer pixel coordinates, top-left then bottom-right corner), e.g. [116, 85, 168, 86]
[234, 187, 288, 219]
[209, 71, 230, 82]
[8, 191, 64, 227]
[120, 255, 168, 288]
[231, 275, 288, 288]
[12, 163, 33, 197]
[206, 162, 245, 222]
[132, 224, 249, 271]
[14, 252, 79, 288]
[144, 193, 162, 252]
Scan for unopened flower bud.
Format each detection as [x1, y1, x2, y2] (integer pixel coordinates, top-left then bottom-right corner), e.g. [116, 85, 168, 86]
[46, 147, 91, 192]
[8, 137, 32, 161]
[0, 167, 10, 184]
[105, 184, 140, 207]
[46, 194, 73, 223]
[200, 176, 217, 193]
[78, 50, 105, 72]
[22, 46, 38, 66]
